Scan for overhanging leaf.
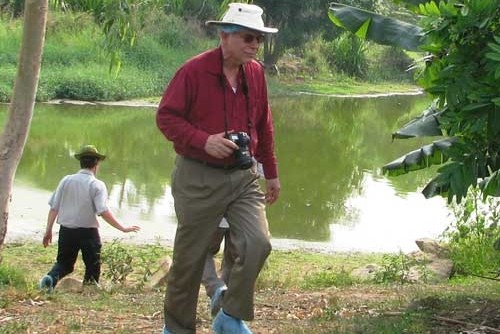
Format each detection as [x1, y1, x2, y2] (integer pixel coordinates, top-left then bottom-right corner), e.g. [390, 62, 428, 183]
[485, 52, 500, 61]
[480, 171, 500, 199]
[392, 106, 443, 139]
[382, 137, 457, 176]
[422, 161, 469, 202]
[393, 0, 435, 8]
[328, 2, 424, 51]
[422, 175, 449, 199]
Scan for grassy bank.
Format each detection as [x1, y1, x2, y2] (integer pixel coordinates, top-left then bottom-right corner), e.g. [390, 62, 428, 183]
[0, 12, 215, 102]
[0, 12, 420, 103]
[0, 242, 498, 333]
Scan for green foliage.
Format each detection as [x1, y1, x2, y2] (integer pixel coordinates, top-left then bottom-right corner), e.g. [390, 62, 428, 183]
[131, 242, 166, 283]
[442, 188, 500, 276]
[330, 0, 500, 202]
[0, 0, 24, 18]
[0, 19, 21, 65]
[101, 240, 134, 283]
[141, 13, 202, 49]
[0, 82, 12, 102]
[374, 252, 421, 284]
[410, 0, 500, 202]
[253, 0, 378, 64]
[0, 263, 26, 288]
[48, 0, 164, 74]
[301, 34, 331, 76]
[164, 0, 220, 22]
[37, 65, 164, 101]
[328, 32, 368, 78]
[0, 321, 29, 334]
[367, 45, 414, 82]
[100, 241, 167, 286]
[302, 268, 354, 289]
[328, 2, 424, 51]
[0, 10, 208, 102]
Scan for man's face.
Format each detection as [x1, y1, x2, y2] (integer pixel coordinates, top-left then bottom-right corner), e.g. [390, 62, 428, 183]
[223, 29, 265, 64]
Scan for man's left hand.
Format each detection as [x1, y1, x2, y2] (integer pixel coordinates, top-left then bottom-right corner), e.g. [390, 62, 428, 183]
[265, 178, 280, 204]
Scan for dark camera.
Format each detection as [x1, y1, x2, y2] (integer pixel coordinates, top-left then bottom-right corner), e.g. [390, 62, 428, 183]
[227, 132, 253, 169]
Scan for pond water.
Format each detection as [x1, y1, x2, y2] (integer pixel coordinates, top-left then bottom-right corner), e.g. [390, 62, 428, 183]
[1, 94, 453, 253]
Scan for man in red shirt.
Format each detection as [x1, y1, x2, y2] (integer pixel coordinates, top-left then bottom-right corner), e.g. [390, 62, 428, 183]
[156, 3, 280, 333]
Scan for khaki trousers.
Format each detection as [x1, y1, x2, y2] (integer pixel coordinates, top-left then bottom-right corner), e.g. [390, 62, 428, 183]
[164, 156, 271, 333]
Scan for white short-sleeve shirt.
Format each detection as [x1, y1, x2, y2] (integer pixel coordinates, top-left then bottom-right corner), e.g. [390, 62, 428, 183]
[48, 169, 109, 228]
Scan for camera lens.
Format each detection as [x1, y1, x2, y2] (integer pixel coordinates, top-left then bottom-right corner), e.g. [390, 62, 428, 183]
[230, 132, 253, 169]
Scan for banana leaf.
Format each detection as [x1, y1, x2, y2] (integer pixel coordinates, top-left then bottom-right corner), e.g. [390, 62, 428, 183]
[383, 137, 457, 176]
[421, 161, 473, 203]
[480, 171, 500, 198]
[393, 0, 435, 9]
[393, 106, 443, 139]
[328, 2, 424, 51]
[421, 175, 448, 199]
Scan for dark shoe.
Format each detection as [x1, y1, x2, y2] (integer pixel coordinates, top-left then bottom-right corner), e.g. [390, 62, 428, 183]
[210, 285, 227, 317]
[212, 309, 252, 334]
[39, 275, 54, 292]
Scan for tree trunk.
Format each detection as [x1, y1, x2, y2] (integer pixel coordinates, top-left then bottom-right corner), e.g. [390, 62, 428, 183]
[0, 0, 48, 248]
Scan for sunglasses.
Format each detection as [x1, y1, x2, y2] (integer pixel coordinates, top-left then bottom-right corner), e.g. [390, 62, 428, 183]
[240, 33, 265, 44]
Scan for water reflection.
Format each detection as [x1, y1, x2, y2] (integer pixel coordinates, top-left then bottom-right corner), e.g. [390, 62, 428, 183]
[1, 95, 452, 252]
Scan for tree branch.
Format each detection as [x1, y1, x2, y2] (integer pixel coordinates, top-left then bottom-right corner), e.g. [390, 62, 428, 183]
[433, 315, 500, 333]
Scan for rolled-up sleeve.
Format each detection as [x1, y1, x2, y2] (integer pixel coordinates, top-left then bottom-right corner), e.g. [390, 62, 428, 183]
[48, 176, 70, 210]
[156, 67, 209, 153]
[91, 180, 109, 215]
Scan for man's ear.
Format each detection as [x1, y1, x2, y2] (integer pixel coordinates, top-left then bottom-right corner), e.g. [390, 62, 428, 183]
[220, 31, 230, 42]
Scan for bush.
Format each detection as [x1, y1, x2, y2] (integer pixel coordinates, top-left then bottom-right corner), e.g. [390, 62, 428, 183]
[327, 32, 368, 79]
[367, 45, 414, 82]
[0, 264, 26, 288]
[1, 9, 210, 102]
[37, 65, 166, 101]
[374, 252, 415, 284]
[302, 268, 354, 289]
[0, 83, 12, 102]
[441, 188, 500, 277]
[101, 240, 134, 283]
[301, 34, 331, 76]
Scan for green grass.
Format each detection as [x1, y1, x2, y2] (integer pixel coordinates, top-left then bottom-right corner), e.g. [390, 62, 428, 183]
[0, 11, 214, 103]
[268, 75, 421, 96]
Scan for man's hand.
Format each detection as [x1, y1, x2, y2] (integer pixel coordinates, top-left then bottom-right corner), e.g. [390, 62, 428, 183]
[204, 132, 239, 159]
[265, 178, 281, 205]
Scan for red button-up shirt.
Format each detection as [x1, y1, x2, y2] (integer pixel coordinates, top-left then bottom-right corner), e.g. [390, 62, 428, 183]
[156, 47, 278, 179]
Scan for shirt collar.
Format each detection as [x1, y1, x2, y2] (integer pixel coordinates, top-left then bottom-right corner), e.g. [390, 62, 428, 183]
[205, 47, 246, 88]
[205, 47, 224, 76]
[78, 169, 95, 176]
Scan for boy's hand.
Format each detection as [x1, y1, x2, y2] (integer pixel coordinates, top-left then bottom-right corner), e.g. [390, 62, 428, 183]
[123, 225, 141, 233]
[42, 231, 52, 247]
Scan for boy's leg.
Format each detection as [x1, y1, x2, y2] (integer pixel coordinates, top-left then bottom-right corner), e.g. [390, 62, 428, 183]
[47, 226, 80, 286]
[80, 228, 102, 284]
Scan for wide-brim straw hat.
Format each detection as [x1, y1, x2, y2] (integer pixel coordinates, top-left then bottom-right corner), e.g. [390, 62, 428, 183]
[74, 144, 106, 160]
[206, 3, 278, 34]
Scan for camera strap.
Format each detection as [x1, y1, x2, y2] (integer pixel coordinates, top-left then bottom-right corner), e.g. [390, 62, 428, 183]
[219, 59, 253, 157]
